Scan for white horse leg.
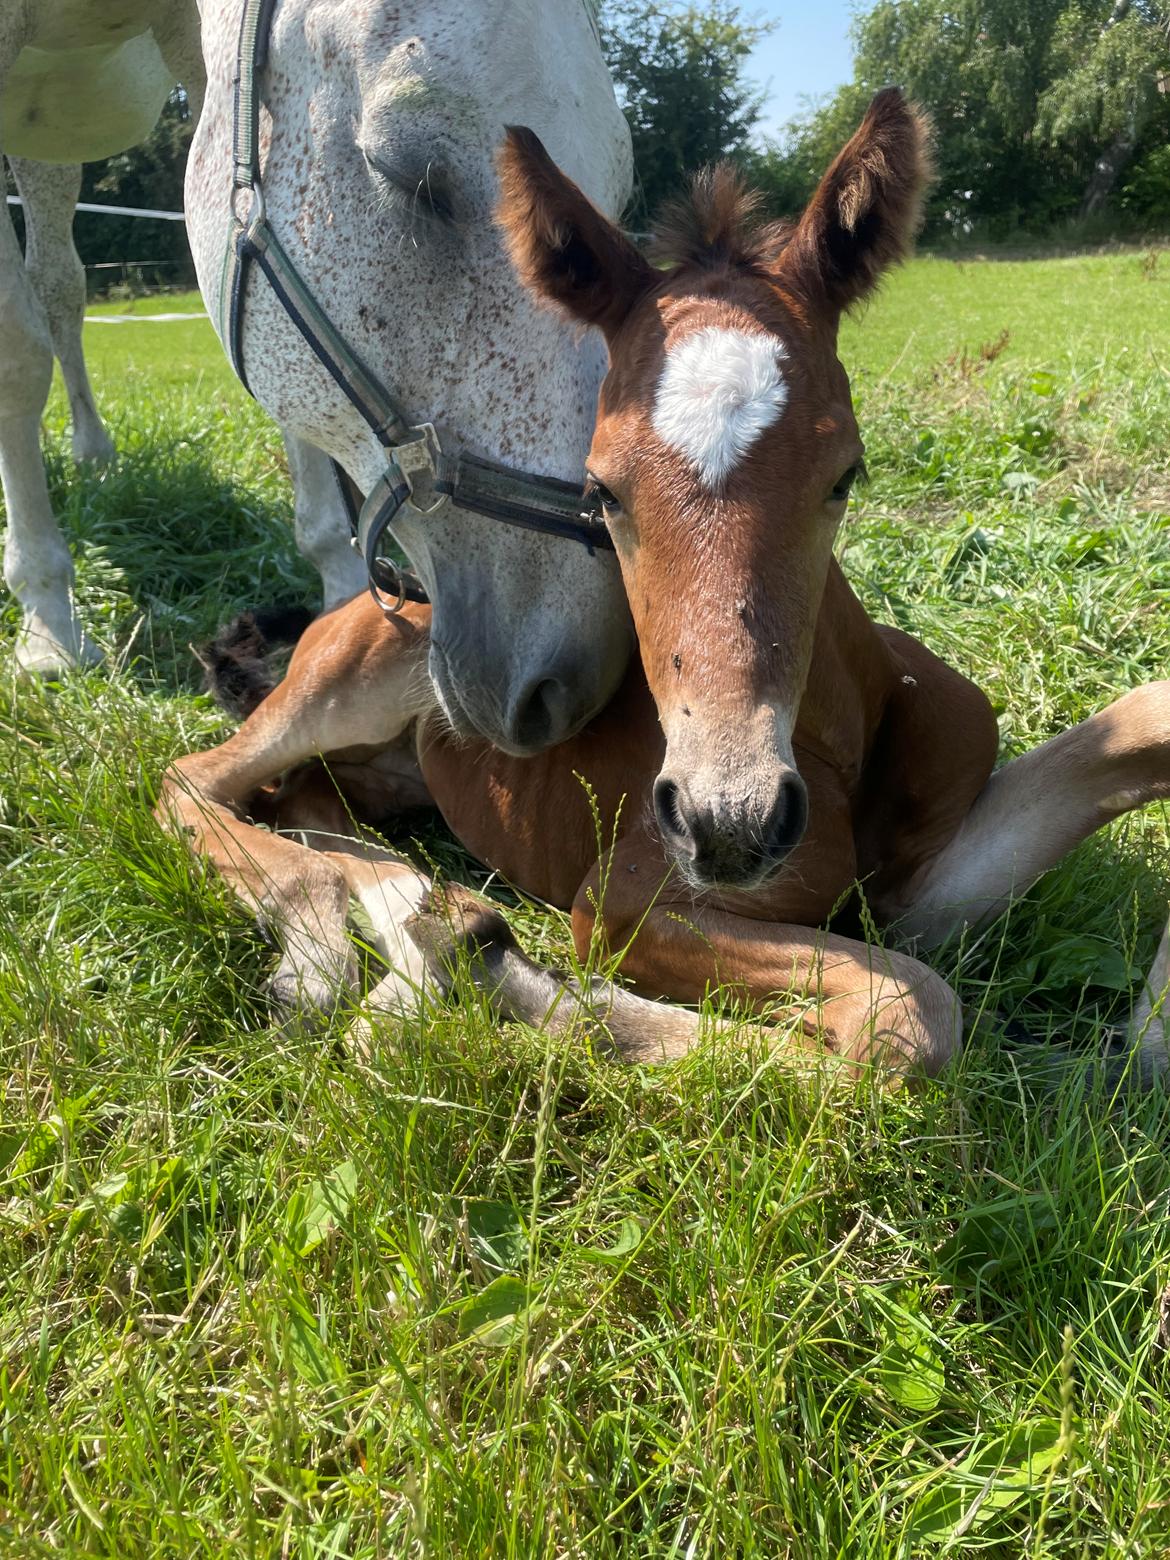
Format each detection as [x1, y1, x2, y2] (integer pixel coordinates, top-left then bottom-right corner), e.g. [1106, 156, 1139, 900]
[0, 166, 98, 673]
[10, 158, 114, 464]
[283, 434, 366, 609]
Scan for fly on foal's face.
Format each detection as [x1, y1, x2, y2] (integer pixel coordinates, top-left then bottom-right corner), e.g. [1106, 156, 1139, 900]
[585, 286, 863, 887]
[498, 88, 931, 889]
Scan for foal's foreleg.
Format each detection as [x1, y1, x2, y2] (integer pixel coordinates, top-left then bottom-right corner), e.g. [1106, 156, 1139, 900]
[158, 600, 433, 1016]
[566, 835, 962, 1079]
[161, 742, 361, 1015]
[891, 682, 1170, 947]
[400, 882, 710, 1062]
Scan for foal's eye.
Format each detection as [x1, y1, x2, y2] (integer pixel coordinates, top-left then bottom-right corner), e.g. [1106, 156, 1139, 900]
[829, 463, 864, 504]
[585, 477, 621, 515]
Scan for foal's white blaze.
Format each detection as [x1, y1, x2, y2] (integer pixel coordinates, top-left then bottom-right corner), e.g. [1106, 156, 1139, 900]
[652, 326, 789, 489]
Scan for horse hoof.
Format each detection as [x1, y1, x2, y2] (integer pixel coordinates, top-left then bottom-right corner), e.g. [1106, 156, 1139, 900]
[13, 624, 102, 679]
[269, 966, 354, 1027]
[404, 880, 518, 978]
[72, 431, 117, 465]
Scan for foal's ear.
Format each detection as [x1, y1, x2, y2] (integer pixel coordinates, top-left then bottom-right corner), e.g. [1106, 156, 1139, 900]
[787, 88, 932, 312]
[497, 126, 655, 337]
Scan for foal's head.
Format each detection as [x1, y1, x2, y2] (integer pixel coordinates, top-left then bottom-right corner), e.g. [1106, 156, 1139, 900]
[498, 90, 930, 890]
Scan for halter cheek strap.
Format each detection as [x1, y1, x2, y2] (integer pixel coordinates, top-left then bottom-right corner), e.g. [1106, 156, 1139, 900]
[220, 0, 614, 619]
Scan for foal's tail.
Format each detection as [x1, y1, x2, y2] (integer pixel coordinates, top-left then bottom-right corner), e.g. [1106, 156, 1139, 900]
[199, 605, 315, 719]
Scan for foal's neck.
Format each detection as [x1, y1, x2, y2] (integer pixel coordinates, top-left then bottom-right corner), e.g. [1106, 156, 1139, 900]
[794, 560, 899, 778]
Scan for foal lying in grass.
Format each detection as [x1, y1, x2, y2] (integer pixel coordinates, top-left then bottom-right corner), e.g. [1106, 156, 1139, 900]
[159, 91, 1170, 1084]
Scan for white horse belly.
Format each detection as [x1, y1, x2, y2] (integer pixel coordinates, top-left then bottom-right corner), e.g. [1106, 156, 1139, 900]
[3, 35, 172, 162]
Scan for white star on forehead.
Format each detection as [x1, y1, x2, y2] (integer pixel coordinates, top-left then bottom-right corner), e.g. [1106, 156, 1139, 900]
[651, 326, 789, 489]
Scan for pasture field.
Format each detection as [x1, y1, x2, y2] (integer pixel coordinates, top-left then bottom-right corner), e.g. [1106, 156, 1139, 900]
[2, 248, 1170, 1556]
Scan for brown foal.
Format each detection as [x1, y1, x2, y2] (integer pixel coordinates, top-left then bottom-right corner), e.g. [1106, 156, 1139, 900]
[158, 90, 1170, 1083]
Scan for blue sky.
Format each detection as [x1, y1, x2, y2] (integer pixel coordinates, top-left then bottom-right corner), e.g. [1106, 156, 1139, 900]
[746, 0, 856, 141]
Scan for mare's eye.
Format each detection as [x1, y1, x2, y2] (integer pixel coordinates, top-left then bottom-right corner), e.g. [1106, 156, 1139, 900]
[585, 477, 621, 515]
[360, 147, 456, 222]
[830, 463, 864, 504]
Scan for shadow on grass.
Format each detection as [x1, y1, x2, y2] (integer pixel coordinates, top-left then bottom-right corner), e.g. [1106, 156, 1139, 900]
[31, 428, 321, 695]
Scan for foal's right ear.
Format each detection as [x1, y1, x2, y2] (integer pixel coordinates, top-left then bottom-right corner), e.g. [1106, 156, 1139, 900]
[497, 127, 655, 338]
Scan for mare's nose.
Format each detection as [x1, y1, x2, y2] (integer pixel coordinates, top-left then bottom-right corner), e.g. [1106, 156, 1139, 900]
[499, 674, 575, 755]
[653, 770, 809, 888]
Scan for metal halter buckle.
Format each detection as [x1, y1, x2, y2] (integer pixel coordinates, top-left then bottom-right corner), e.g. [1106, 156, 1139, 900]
[393, 423, 448, 518]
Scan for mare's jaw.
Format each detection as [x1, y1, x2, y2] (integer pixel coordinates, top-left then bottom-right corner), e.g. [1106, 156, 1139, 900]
[427, 619, 633, 756]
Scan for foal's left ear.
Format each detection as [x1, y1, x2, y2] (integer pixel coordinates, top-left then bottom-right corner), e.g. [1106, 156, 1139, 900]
[787, 88, 932, 313]
[496, 127, 655, 338]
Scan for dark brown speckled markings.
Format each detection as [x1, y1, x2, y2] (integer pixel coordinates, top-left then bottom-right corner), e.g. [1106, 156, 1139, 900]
[188, 0, 636, 755]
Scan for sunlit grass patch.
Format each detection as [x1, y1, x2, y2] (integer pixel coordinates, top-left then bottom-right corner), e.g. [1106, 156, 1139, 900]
[0, 253, 1169, 1552]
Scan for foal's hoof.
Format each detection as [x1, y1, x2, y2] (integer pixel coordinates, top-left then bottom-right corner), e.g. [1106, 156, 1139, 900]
[269, 967, 354, 1029]
[404, 882, 519, 982]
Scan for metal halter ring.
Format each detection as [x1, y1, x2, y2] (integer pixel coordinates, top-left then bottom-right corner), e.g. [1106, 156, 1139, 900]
[357, 463, 431, 618]
[371, 557, 409, 613]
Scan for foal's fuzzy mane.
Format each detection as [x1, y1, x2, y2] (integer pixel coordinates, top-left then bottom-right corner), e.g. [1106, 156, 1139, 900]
[649, 165, 792, 275]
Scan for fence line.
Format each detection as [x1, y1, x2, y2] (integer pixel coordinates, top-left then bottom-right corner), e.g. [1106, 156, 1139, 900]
[6, 195, 185, 222]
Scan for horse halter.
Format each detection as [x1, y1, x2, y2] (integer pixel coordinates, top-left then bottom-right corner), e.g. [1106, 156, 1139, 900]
[220, 0, 614, 617]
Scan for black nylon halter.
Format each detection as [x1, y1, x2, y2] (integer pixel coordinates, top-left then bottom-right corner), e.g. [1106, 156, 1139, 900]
[222, 0, 614, 616]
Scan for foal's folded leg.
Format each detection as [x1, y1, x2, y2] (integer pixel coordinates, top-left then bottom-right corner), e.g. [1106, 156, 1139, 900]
[887, 682, 1170, 947]
[883, 681, 1170, 1085]
[401, 882, 707, 1058]
[159, 753, 360, 1017]
[405, 872, 959, 1082]
[567, 835, 962, 1080]
[1125, 916, 1170, 1086]
[311, 851, 442, 1058]
[157, 598, 433, 1019]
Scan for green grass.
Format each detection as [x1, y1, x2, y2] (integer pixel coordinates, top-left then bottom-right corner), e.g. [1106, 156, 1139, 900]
[2, 250, 1170, 1555]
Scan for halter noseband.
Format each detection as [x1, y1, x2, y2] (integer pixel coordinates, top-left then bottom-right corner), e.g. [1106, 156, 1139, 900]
[221, 0, 614, 618]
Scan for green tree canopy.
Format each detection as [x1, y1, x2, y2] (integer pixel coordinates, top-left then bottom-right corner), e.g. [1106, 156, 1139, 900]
[764, 0, 1170, 237]
[76, 90, 195, 285]
[602, 1, 772, 225]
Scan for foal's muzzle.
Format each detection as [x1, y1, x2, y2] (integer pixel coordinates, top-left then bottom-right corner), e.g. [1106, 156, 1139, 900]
[653, 769, 809, 889]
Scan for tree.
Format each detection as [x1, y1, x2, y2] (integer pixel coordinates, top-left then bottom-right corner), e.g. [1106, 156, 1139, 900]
[762, 0, 1170, 238]
[1037, 0, 1170, 212]
[602, 2, 772, 225]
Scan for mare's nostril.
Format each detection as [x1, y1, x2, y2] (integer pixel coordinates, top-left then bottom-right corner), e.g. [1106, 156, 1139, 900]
[504, 677, 572, 753]
[653, 776, 693, 850]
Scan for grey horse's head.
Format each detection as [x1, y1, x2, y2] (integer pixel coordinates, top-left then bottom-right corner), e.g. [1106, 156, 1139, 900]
[187, 0, 633, 753]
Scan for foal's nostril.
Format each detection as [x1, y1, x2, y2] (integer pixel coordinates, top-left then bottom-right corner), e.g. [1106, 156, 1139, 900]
[653, 776, 693, 851]
[652, 768, 808, 886]
[768, 772, 809, 856]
